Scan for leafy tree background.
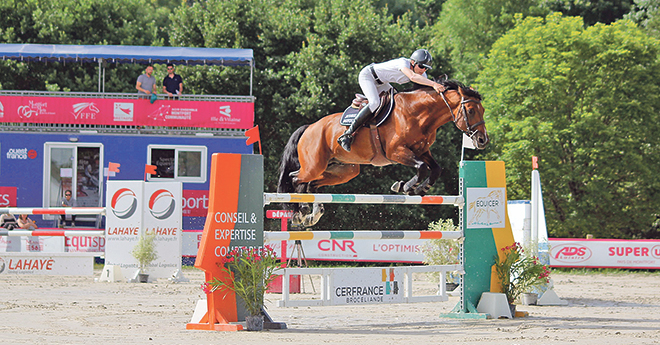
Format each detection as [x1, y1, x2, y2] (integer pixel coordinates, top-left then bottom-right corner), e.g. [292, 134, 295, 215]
[477, 13, 660, 238]
[1, 0, 659, 238]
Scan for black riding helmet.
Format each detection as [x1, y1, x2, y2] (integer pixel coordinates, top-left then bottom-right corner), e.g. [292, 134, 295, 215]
[410, 49, 432, 69]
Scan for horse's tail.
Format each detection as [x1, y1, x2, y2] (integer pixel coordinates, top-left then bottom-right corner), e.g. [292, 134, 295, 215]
[277, 125, 309, 198]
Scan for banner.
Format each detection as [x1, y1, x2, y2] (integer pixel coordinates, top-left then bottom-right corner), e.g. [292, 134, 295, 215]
[549, 238, 660, 269]
[0, 95, 254, 129]
[105, 180, 183, 280]
[142, 182, 183, 278]
[105, 181, 144, 270]
[0, 253, 93, 276]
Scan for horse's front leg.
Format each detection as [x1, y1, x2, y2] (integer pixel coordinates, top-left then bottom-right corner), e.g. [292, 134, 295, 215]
[412, 151, 441, 196]
[389, 151, 430, 195]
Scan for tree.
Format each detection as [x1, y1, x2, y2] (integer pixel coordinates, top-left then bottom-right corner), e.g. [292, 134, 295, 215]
[542, 0, 634, 26]
[0, 0, 172, 92]
[625, 0, 660, 38]
[431, 0, 548, 83]
[477, 13, 660, 238]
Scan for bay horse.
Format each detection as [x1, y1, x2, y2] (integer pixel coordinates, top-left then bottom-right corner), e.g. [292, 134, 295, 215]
[278, 79, 489, 228]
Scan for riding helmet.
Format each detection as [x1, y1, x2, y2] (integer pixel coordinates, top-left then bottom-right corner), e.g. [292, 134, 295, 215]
[410, 49, 432, 69]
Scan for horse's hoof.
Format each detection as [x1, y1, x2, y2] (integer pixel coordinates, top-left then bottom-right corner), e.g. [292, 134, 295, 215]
[299, 204, 311, 216]
[391, 181, 404, 193]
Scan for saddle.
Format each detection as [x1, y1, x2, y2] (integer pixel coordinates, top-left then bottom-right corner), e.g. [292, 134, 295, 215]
[339, 88, 395, 126]
[339, 89, 396, 166]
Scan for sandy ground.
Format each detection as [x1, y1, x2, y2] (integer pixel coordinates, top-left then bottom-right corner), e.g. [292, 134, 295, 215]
[1, 268, 659, 345]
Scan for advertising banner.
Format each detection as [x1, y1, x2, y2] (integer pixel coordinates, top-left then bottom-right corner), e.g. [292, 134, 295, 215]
[183, 230, 427, 263]
[465, 187, 506, 229]
[142, 182, 183, 278]
[549, 238, 660, 269]
[0, 236, 65, 252]
[105, 181, 143, 271]
[330, 267, 404, 305]
[0, 95, 254, 129]
[0, 253, 93, 276]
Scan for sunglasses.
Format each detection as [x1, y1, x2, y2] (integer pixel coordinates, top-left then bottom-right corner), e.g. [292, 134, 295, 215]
[65, 194, 71, 196]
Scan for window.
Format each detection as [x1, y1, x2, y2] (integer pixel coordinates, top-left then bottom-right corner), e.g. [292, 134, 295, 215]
[147, 145, 207, 183]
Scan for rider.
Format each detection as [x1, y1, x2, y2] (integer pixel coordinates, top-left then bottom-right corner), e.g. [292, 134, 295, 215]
[337, 49, 446, 152]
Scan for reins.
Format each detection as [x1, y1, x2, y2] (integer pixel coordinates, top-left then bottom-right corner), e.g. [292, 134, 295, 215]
[440, 89, 484, 139]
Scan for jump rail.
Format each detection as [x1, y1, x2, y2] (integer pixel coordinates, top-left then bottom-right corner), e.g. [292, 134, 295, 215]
[0, 230, 105, 237]
[0, 207, 106, 215]
[263, 193, 464, 207]
[264, 230, 462, 241]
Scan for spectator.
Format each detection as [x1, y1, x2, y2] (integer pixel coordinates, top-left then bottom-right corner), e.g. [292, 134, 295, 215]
[162, 63, 183, 99]
[1, 213, 18, 230]
[60, 190, 78, 228]
[136, 65, 158, 98]
[17, 214, 38, 230]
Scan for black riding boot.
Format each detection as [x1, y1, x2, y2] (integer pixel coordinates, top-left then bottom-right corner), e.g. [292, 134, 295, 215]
[337, 106, 373, 152]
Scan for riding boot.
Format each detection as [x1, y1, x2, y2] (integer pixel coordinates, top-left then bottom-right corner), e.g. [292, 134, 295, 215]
[337, 106, 373, 152]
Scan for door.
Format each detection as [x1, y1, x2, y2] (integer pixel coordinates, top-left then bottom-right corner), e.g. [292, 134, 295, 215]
[43, 143, 103, 214]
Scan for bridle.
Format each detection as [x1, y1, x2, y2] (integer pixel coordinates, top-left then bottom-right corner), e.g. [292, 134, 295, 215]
[440, 90, 485, 138]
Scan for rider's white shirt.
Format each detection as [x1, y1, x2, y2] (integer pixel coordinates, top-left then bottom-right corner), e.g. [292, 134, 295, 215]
[371, 57, 428, 85]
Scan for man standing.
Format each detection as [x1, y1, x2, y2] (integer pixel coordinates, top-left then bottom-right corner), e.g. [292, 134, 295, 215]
[162, 63, 183, 98]
[136, 65, 158, 97]
[60, 190, 78, 228]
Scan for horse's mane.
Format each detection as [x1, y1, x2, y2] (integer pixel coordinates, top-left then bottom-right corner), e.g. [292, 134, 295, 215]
[408, 77, 482, 101]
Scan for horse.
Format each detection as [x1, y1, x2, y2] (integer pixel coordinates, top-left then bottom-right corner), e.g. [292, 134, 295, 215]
[277, 79, 489, 228]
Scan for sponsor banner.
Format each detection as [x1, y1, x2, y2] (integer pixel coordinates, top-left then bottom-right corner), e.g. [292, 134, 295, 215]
[182, 189, 209, 217]
[549, 238, 660, 269]
[0, 236, 65, 252]
[0, 253, 93, 276]
[465, 187, 506, 229]
[65, 236, 105, 253]
[183, 230, 426, 263]
[0, 95, 254, 129]
[142, 182, 183, 278]
[105, 181, 143, 269]
[0, 186, 17, 207]
[331, 267, 404, 305]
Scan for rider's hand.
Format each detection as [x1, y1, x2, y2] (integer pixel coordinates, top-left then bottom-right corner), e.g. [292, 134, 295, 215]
[433, 83, 446, 94]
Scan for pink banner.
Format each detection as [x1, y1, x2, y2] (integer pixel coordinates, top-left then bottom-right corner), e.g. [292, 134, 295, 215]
[0, 95, 254, 129]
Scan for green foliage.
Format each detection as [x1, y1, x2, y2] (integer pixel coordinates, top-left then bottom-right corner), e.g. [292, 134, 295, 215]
[431, 0, 548, 83]
[542, 0, 634, 26]
[131, 232, 158, 272]
[0, 0, 171, 92]
[477, 13, 660, 239]
[421, 219, 460, 266]
[625, 0, 660, 38]
[204, 247, 281, 316]
[494, 242, 550, 304]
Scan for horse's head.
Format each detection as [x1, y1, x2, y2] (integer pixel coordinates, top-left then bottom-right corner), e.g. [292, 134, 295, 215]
[438, 80, 489, 149]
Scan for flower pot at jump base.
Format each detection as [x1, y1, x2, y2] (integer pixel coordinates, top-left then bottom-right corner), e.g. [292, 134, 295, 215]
[137, 273, 149, 283]
[508, 304, 516, 318]
[245, 315, 264, 331]
[521, 292, 538, 305]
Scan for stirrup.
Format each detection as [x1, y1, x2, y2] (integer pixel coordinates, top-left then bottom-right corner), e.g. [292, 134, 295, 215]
[337, 133, 354, 152]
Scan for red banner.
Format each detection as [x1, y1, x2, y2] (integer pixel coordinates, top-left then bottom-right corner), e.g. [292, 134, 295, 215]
[0, 95, 254, 129]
